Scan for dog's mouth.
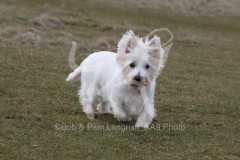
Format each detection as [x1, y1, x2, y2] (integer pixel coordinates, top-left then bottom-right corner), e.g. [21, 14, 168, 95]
[128, 77, 149, 88]
[130, 81, 148, 87]
[130, 83, 140, 88]
[130, 81, 141, 86]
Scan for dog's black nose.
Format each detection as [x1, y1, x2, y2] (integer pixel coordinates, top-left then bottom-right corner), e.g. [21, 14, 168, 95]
[134, 75, 141, 82]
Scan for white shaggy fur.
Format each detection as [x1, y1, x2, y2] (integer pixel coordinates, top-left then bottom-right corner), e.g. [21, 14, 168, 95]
[66, 30, 164, 128]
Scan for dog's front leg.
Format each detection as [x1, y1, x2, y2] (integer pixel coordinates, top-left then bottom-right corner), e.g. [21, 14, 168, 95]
[109, 99, 130, 122]
[135, 87, 155, 128]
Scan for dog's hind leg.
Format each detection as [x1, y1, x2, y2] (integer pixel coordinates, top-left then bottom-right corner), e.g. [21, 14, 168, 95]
[79, 79, 98, 120]
[97, 101, 112, 114]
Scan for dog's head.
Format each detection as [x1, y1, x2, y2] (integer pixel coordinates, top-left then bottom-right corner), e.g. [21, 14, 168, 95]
[116, 30, 163, 86]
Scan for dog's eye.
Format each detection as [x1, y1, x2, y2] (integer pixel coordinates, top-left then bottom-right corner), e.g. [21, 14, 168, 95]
[130, 63, 135, 68]
[145, 64, 150, 69]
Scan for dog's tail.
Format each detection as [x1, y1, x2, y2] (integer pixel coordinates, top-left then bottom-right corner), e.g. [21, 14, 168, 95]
[68, 41, 78, 70]
[66, 63, 83, 82]
[66, 41, 82, 82]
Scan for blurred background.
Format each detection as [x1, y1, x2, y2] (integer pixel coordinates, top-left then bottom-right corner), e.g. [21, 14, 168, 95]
[1, 0, 239, 159]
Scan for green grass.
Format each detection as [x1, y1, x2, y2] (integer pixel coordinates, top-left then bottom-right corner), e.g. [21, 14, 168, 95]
[0, 0, 240, 159]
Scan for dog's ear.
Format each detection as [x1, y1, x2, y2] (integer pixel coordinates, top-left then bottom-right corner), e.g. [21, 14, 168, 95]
[148, 36, 161, 59]
[117, 30, 137, 54]
[149, 36, 161, 48]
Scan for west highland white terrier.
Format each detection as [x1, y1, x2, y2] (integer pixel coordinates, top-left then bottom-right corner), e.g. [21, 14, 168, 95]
[66, 30, 164, 128]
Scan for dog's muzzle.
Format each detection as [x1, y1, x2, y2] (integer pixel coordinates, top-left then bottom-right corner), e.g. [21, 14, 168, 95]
[134, 74, 141, 82]
[131, 75, 149, 87]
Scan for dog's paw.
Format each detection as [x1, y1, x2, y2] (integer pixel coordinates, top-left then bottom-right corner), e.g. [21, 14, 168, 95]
[117, 117, 128, 123]
[116, 115, 132, 123]
[84, 106, 95, 120]
[86, 112, 95, 120]
[96, 103, 112, 115]
[135, 123, 149, 129]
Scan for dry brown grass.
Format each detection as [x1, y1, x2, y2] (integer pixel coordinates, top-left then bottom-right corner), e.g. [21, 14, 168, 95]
[94, 0, 240, 17]
[35, 14, 64, 29]
[97, 37, 117, 52]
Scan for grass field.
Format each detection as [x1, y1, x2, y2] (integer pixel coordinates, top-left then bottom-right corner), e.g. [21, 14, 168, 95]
[1, 0, 240, 159]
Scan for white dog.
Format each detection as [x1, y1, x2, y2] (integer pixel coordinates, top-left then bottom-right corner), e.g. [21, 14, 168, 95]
[66, 30, 164, 128]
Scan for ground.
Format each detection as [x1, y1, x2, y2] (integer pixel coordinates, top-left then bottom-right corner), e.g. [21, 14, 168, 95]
[0, 0, 240, 159]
